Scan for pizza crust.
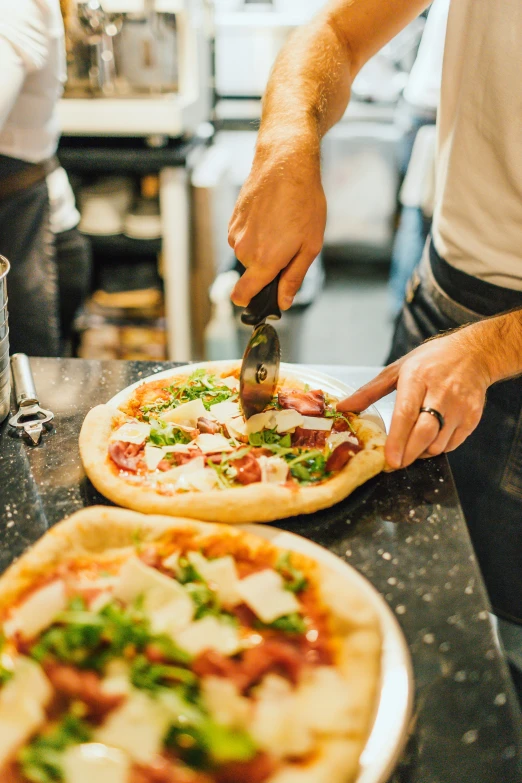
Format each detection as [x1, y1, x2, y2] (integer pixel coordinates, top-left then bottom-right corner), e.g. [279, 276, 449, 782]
[79, 403, 386, 525]
[0, 507, 382, 783]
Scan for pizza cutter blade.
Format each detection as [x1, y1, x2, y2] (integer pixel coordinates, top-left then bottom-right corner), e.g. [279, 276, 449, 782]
[239, 276, 282, 420]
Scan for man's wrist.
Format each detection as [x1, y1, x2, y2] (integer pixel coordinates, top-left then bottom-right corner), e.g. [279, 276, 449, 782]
[255, 123, 321, 166]
[464, 310, 522, 385]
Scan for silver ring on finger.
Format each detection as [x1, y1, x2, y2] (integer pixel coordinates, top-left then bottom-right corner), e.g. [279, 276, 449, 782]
[419, 407, 445, 432]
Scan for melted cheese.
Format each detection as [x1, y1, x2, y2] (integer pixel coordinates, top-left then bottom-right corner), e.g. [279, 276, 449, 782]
[300, 416, 333, 431]
[3, 580, 67, 640]
[62, 743, 130, 783]
[160, 399, 207, 427]
[273, 409, 304, 433]
[0, 656, 52, 766]
[94, 691, 172, 765]
[109, 421, 150, 445]
[143, 444, 164, 471]
[113, 557, 193, 636]
[187, 552, 241, 606]
[207, 400, 241, 423]
[245, 411, 275, 434]
[193, 433, 235, 454]
[258, 455, 289, 485]
[237, 570, 300, 624]
[176, 616, 241, 657]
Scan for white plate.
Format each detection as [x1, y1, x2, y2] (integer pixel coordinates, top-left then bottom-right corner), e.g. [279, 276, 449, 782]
[107, 360, 386, 432]
[240, 524, 414, 783]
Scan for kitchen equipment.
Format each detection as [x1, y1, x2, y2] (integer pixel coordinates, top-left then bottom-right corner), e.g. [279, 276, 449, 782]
[239, 276, 281, 419]
[0, 256, 10, 424]
[9, 354, 54, 445]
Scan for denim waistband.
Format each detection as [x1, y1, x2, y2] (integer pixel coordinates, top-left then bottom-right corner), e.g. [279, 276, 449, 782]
[429, 239, 522, 317]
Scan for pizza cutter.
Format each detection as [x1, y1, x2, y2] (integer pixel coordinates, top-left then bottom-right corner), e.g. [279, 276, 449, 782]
[239, 275, 282, 419]
[9, 353, 54, 445]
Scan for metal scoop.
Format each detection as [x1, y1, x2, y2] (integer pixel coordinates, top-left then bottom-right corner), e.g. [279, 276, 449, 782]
[239, 275, 282, 419]
[9, 354, 54, 444]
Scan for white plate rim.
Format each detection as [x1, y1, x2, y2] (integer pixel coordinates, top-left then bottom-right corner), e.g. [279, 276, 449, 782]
[239, 524, 414, 783]
[106, 360, 386, 432]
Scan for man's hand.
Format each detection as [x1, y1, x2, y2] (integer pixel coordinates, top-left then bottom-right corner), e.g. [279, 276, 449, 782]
[337, 330, 492, 470]
[229, 136, 326, 310]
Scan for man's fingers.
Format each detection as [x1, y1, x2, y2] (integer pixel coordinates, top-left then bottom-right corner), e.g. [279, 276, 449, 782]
[278, 249, 318, 310]
[337, 363, 401, 414]
[385, 372, 425, 469]
[231, 265, 279, 307]
[445, 427, 471, 452]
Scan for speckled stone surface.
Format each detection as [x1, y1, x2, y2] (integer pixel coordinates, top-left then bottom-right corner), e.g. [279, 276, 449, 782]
[1, 357, 521, 783]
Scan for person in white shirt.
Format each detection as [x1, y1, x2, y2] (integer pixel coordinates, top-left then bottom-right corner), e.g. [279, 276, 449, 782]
[0, 0, 90, 355]
[227, 0, 522, 693]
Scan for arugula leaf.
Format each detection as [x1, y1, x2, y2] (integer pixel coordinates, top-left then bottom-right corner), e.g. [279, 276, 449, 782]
[0, 632, 13, 686]
[149, 418, 191, 447]
[323, 408, 356, 434]
[165, 720, 257, 769]
[248, 429, 291, 448]
[262, 612, 307, 634]
[276, 552, 308, 593]
[185, 582, 221, 620]
[130, 654, 197, 693]
[177, 556, 204, 585]
[18, 715, 91, 783]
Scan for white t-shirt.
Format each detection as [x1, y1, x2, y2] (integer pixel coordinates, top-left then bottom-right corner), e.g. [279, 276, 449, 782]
[403, 0, 450, 114]
[432, 0, 522, 290]
[0, 0, 79, 233]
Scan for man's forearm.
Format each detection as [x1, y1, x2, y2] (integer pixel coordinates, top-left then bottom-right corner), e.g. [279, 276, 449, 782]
[464, 308, 522, 384]
[256, 0, 430, 155]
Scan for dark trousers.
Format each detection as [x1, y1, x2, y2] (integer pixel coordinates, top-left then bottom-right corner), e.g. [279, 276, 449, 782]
[0, 179, 90, 356]
[388, 239, 522, 623]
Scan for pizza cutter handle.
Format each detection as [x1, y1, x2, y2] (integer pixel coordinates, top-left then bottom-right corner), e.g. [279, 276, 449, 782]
[241, 273, 282, 327]
[11, 353, 38, 407]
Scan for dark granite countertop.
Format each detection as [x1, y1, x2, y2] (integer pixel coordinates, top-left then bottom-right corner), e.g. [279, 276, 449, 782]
[1, 357, 521, 783]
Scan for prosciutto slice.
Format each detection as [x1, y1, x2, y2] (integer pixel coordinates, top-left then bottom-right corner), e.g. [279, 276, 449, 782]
[326, 441, 361, 472]
[44, 663, 125, 718]
[291, 427, 327, 449]
[109, 441, 144, 472]
[278, 389, 325, 416]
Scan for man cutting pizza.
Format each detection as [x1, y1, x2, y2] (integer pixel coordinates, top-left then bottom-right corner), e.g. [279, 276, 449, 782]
[228, 0, 522, 683]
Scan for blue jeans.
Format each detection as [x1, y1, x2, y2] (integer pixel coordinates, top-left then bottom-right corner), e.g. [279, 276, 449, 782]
[387, 240, 522, 623]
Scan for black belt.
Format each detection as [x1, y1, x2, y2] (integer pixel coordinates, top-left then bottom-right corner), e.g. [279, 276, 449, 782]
[0, 157, 59, 202]
[429, 238, 522, 317]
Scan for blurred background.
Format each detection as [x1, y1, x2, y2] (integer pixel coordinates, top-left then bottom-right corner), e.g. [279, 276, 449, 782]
[54, 0, 445, 366]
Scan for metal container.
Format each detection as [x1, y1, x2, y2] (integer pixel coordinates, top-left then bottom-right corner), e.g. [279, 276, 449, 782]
[0, 256, 10, 423]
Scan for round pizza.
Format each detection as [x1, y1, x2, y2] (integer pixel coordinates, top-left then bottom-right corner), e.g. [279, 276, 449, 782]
[79, 365, 386, 523]
[0, 507, 382, 783]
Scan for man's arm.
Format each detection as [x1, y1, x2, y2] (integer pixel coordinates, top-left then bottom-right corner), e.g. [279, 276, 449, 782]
[338, 309, 522, 470]
[229, 0, 430, 309]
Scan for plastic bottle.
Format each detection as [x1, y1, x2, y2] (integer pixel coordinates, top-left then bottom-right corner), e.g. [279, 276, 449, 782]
[204, 270, 241, 360]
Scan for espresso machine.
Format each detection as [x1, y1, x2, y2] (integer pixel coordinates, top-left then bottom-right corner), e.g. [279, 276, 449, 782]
[59, 0, 210, 137]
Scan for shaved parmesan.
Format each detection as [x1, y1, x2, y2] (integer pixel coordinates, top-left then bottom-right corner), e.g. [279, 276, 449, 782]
[202, 677, 251, 728]
[274, 409, 304, 433]
[208, 400, 241, 423]
[0, 657, 52, 766]
[237, 570, 300, 624]
[245, 411, 275, 435]
[220, 376, 240, 391]
[113, 557, 193, 636]
[101, 662, 132, 698]
[175, 468, 219, 493]
[258, 455, 289, 485]
[155, 456, 205, 484]
[162, 550, 180, 571]
[176, 616, 241, 657]
[300, 416, 333, 432]
[144, 444, 164, 471]
[226, 417, 247, 440]
[109, 421, 150, 445]
[187, 552, 241, 606]
[62, 743, 130, 783]
[162, 443, 199, 454]
[193, 433, 235, 454]
[94, 691, 172, 765]
[160, 399, 207, 427]
[327, 431, 359, 451]
[3, 580, 67, 640]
